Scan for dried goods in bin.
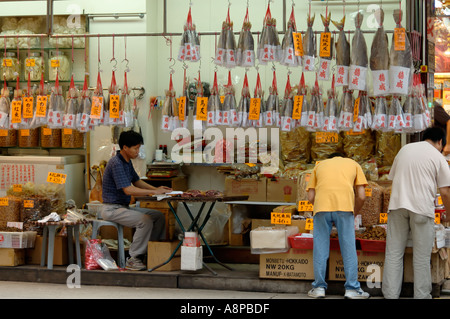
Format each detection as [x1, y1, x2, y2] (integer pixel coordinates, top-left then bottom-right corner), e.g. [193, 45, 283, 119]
[281, 127, 311, 164]
[0, 129, 17, 147]
[62, 129, 84, 148]
[310, 132, 343, 162]
[18, 128, 39, 148]
[40, 126, 61, 148]
[0, 196, 22, 223]
[359, 182, 383, 227]
[375, 131, 401, 167]
[343, 130, 375, 163]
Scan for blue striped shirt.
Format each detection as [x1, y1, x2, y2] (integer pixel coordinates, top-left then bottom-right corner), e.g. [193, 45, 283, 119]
[102, 151, 140, 205]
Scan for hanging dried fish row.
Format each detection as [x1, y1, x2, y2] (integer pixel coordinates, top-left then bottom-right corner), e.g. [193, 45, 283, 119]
[257, 3, 281, 65]
[280, 6, 301, 67]
[236, 7, 255, 68]
[264, 70, 279, 127]
[215, 8, 237, 69]
[178, 7, 200, 63]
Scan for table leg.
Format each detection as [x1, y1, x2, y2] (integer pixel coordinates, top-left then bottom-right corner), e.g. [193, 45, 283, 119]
[73, 225, 82, 268]
[46, 225, 56, 270]
[40, 226, 48, 267]
[67, 226, 74, 265]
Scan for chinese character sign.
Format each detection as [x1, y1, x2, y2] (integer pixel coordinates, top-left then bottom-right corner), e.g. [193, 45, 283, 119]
[348, 65, 367, 91]
[389, 66, 410, 95]
[372, 70, 390, 96]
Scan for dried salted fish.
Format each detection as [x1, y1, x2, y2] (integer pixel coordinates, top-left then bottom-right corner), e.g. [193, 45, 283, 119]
[258, 4, 281, 64]
[297, 73, 310, 128]
[47, 77, 65, 129]
[215, 9, 237, 68]
[121, 72, 134, 129]
[388, 95, 405, 131]
[318, 12, 333, 81]
[264, 70, 279, 127]
[251, 73, 264, 128]
[0, 85, 10, 129]
[311, 77, 324, 131]
[349, 12, 368, 91]
[323, 75, 338, 132]
[371, 96, 388, 131]
[207, 72, 222, 127]
[223, 71, 237, 126]
[370, 8, 390, 96]
[77, 75, 92, 132]
[338, 89, 354, 131]
[302, 13, 316, 72]
[332, 16, 350, 87]
[280, 75, 294, 132]
[236, 8, 255, 68]
[63, 77, 79, 129]
[280, 7, 301, 67]
[237, 73, 251, 127]
[178, 8, 200, 63]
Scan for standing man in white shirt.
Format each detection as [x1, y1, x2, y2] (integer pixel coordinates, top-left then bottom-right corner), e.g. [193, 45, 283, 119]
[382, 127, 450, 299]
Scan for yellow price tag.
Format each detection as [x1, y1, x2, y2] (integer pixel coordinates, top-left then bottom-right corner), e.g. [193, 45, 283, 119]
[63, 128, 73, 135]
[46, 172, 67, 184]
[90, 96, 103, 119]
[271, 212, 292, 225]
[292, 95, 304, 120]
[11, 100, 22, 124]
[437, 196, 443, 206]
[25, 58, 36, 67]
[0, 197, 8, 206]
[394, 28, 406, 51]
[435, 212, 441, 224]
[292, 32, 304, 56]
[109, 94, 120, 119]
[42, 127, 52, 136]
[319, 32, 332, 58]
[249, 98, 261, 120]
[315, 132, 339, 143]
[24, 200, 34, 208]
[20, 129, 30, 137]
[305, 218, 314, 231]
[178, 96, 186, 121]
[220, 95, 225, 104]
[23, 97, 34, 119]
[36, 96, 48, 117]
[379, 213, 388, 224]
[346, 129, 365, 136]
[365, 187, 372, 197]
[298, 200, 314, 212]
[2, 59, 12, 67]
[353, 97, 360, 122]
[51, 59, 60, 68]
[196, 97, 208, 121]
[13, 184, 22, 193]
[0, 129, 7, 137]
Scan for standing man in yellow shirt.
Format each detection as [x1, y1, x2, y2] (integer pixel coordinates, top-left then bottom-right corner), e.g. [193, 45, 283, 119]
[306, 152, 369, 299]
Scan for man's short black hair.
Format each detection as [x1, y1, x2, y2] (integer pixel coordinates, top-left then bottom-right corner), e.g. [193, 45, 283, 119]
[119, 130, 144, 149]
[328, 152, 346, 159]
[422, 126, 446, 147]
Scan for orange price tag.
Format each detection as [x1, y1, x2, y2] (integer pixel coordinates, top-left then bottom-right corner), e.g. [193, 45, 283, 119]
[90, 96, 103, 119]
[196, 97, 208, 121]
[2, 59, 12, 67]
[379, 213, 388, 224]
[25, 58, 36, 67]
[319, 32, 332, 58]
[50, 59, 60, 68]
[13, 184, 22, 193]
[271, 212, 292, 225]
[47, 172, 67, 184]
[0, 130, 7, 137]
[298, 200, 314, 212]
[24, 200, 34, 208]
[316, 132, 339, 143]
[36, 96, 47, 117]
[249, 98, 261, 120]
[11, 100, 22, 124]
[220, 95, 225, 104]
[42, 127, 52, 135]
[0, 198, 8, 206]
[178, 96, 186, 121]
[305, 218, 314, 231]
[23, 97, 34, 119]
[109, 94, 120, 119]
[394, 28, 406, 51]
[63, 128, 73, 135]
[353, 97, 360, 122]
[292, 95, 304, 119]
[292, 32, 304, 56]
[20, 129, 30, 137]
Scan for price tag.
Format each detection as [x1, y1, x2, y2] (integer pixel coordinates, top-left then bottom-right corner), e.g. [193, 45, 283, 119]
[292, 32, 304, 56]
[36, 96, 48, 117]
[178, 96, 186, 121]
[63, 128, 73, 135]
[319, 32, 332, 58]
[47, 172, 67, 184]
[42, 127, 52, 135]
[437, 196, 443, 206]
[24, 200, 34, 208]
[109, 94, 120, 118]
[346, 129, 365, 136]
[353, 97, 360, 122]
[51, 59, 60, 68]
[394, 28, 406, 51]
[435, 212, 441, 224]
[0, 130, 8, 137]
[379, 213, 388, 224]
[20, 129, 30, 137]
[0, 197, 8, 206]
[298, 200, 314, 212]
[90, 96, 103, 119]
[270, 212, 292, 225]
[25, 58, 36, 67]
[23, 97, 34, 118]
[292, 95, 304, 119]
[13, 184, 22, 193]
[2, 59, 12, 67]
[365, 187, 372, 197]
[305, 218, 314, 231]
[316, 132, 339, 143]
[249, 98, 261, 120]
[196, 97, 208, 121]
[11, 100, 22, 123]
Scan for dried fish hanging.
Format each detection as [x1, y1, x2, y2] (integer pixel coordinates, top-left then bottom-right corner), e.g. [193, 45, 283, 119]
[47, 71, 65, 129]
[388, 95, 405, 131]
[215, 7, 236, 68]
[352, 90, 370, 132]
[178, 6, 200, 63]
[31, 72, 49, 128]
[20, 63, 35, 129]
[237, 72, 251, 127]
[121, 71, 133, 129]
[236, 7, 255, 68]
[106, 37, 123, 126]
[77, 74, 92, 132]
[370, 8, 390, 97]
[414, 73, 431, 129]
[349, 12, 368, 91]
[338, 89, 354, 131]
[317, 10, 333, 81]
[323, 75, 338, 132]
[207, 70, 221, 126]
[178, 64, 189, 128]
[193, 71, 206, 131]
[264, 69, 279, 127]
[389, 9, 413, 96]
[222, 71, 237, 126]
[371, 96, 388, 131]
[297, 72, 310, 128]
[280, 73, 294, 132]
[312, 75, 324, 131]
[302, 5, 316, 72]
[280, 5, 301, 67]
[161, 72, 179, 132]
[257, 3, 281, 65]
[332, 15, 350, 87]
[408, 73, 427, 132]
[0, 79, 10, 129]
[91, 38, 105, 127]
[251, 71, 264, 127]
[63, 75, 79, 129]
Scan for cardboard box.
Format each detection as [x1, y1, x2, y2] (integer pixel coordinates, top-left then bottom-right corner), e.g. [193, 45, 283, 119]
[328, 249, 384, 282]
[224, 176, 267, 202]
[147, 241, 181, 271]
[99, 226, 134, 242]
[404, 248, 445, 284]
[252, 219, 308, 234]
[0, 248, 25, 266]
[25, 235, 69, 266]
[259, 248, 314, 280]
[266, 178, 297, 203]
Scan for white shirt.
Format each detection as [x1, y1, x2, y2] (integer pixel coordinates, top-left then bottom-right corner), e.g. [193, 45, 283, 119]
[388, 141, 450, 218]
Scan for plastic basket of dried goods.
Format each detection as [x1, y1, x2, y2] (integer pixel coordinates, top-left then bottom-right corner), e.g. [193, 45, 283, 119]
[288, 233, 314, 249]
[358, 239, 386, 252]
[0, 231, 37, 248]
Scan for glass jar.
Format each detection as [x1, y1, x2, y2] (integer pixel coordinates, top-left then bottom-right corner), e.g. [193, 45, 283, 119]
[0, 129, 17, 147]
[1, 52, 20, 81]
[48, 51, 71, 81]
[23, 52, 44, 82]
[40, 126, 61, 148]
[61, 128, 84, 148]
[18, 128, 40, 147]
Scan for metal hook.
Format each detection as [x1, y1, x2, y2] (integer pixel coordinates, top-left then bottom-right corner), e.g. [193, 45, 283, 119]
[122, 58, 130, 72]
[110, 57, 118, 71]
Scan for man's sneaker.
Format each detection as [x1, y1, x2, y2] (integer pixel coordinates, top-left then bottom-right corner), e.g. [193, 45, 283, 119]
[125, 257, 146, 271]
[344, 288, 370, 299]
[308, 287, 326, 298]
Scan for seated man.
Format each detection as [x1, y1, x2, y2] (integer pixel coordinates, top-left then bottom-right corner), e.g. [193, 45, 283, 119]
[101, 130, 172, 270]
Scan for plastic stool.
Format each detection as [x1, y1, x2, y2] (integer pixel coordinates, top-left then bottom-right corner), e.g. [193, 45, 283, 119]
[91, 212, 126, 269]
[41, 223, 82, 270]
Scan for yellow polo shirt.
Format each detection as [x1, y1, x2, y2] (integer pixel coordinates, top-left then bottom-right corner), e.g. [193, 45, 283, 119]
[306, 157, 368, 215]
